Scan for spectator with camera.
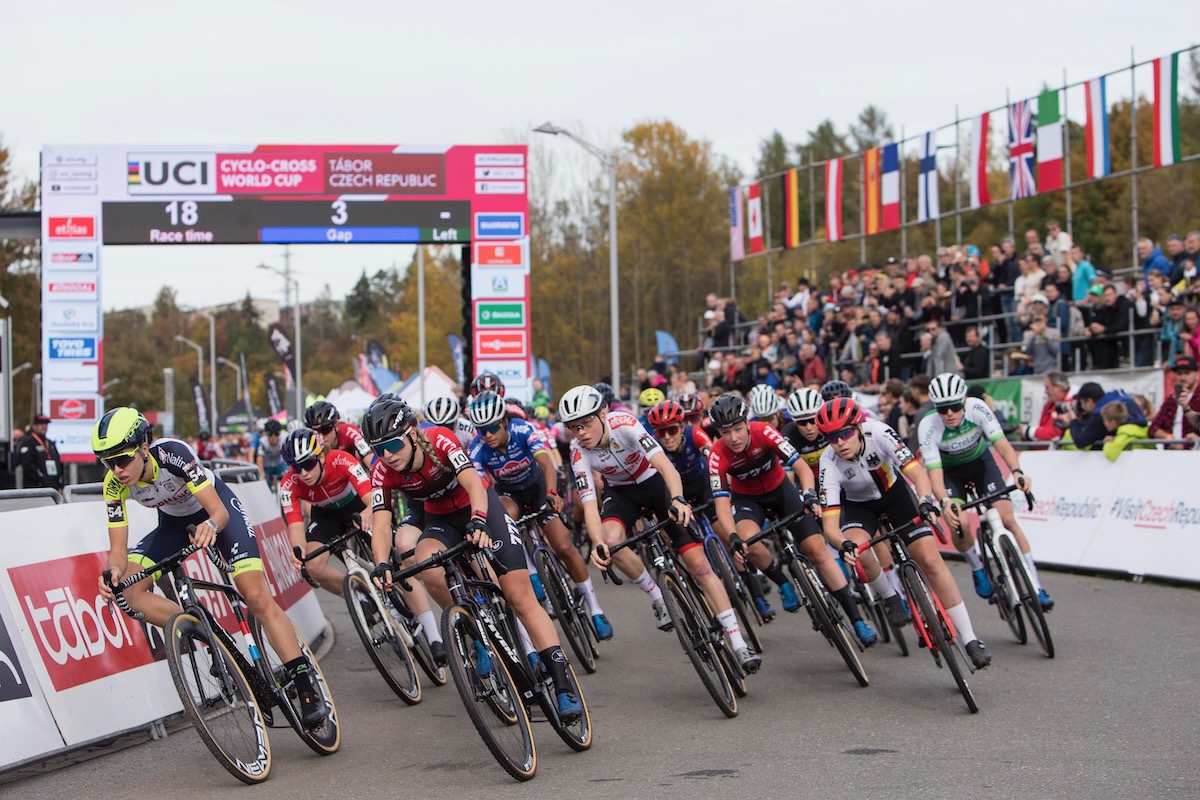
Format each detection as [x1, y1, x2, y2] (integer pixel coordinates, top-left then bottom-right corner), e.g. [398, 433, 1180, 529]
[1017, 371, 1073, 443]
[1148, 356, 1200, 447]
[1060, 381, 1147, 450]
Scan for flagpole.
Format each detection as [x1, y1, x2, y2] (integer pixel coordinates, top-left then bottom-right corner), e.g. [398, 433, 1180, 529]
[1130, 46, 1140, 268]
[1063, 68, 1073, 236]
[860, 153, 867, 264]
[954, 104, 963, 246]
[763, 179, 774, 305]
[1006, 88, 1015, 238]
[899, 126, 907, 258]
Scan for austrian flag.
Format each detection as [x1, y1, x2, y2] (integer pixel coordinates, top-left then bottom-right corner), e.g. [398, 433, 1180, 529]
[746, 182, 764, 254]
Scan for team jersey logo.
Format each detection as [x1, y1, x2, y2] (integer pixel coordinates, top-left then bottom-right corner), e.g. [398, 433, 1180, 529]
[866, 453, 881, 468]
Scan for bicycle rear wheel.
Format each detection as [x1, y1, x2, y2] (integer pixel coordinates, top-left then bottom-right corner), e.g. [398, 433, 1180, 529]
[659, 571, 738, 718]
[385, 587, 448, 686]
[1001, 537, 1055, 658]
[704, 536, 762, 655]
[441, 604, 537, 781]
[166, 612, 272, 784]
[788, 561, 869, 687]
[535, 549, 596, 674]
[248, 613, 341, 755]
[343, 573, 421, 704]
[542, 661, 593, 752]
[899, 563, 978, 713]
[982, 533, 1026, 644]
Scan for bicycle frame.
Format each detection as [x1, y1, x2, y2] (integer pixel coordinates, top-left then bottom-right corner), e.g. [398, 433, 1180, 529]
[960, 484, 1037, 613]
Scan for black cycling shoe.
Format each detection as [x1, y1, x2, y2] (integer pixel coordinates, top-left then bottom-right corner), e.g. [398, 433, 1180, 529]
[295, 675, 330, 728]
[965, 639, 992, 670]
[883, 594, 911, 628]
[430, 640, 448, 666]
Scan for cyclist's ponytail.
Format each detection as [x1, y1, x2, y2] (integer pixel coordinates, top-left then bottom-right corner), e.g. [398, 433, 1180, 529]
[412, 427, 450, 473]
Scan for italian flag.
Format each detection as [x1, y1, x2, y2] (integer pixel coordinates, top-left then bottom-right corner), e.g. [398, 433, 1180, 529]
[1153, 53, 1181, 168]
[1036, 89, 1064, 192]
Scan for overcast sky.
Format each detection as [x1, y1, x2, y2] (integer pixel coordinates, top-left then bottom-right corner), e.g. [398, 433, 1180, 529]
[4, 0, 1194, 309]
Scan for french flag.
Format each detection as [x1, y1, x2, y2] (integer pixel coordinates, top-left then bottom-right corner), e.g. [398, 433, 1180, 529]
[881, 143, 900, 232]
[1085, 77, 1111, 179]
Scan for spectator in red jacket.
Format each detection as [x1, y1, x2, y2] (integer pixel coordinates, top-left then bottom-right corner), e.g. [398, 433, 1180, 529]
[1149, 356, 1200, 446]
[1018, 371, 1073, 442]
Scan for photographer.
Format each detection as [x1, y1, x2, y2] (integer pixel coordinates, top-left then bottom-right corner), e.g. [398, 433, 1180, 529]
[1148, 356, 1200, 448]
[1060, 382, 1147, 450]
[1017, 372, 1072, 443]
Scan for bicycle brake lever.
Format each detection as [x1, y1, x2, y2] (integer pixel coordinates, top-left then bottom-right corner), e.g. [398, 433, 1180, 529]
[293, 546, 320, 588]
[1024, 490, 1036, 511]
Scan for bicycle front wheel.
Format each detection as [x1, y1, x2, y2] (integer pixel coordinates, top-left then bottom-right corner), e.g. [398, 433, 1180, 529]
[166, 612, 272, 784]
[659, 572, 738, 718]
[899, 563, 978, 713]
[385, 587, 448, 686]
[535, 549, 596, 674]
[788, 561, 869, 687]
[441, 604, 537, 782]
[1001, 537, 1054, 658]
[982, 533, 1026, 644]
[704, 536, 762, 655]
[343, 572, 421, 704]
[248, 613, 341, 755]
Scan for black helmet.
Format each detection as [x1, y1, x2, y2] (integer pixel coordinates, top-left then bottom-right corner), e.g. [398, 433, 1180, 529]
[820, 380, 853, 401]
[304, 400, 340, 429]
[281, 428, 324, 465]
[593, 382, 615, 408]
[469, 372, 505, 398]
[708, 394, 749, 428]
[361, 396, 416, 444]
[263, 418, 283, 435]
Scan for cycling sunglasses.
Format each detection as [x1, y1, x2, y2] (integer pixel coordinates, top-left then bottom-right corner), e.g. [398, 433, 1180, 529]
[316, 423, 336, 435]
[294, 458, 320, 473]
[371, 436, 408, 457]
[825, 427, 858, 443]
[479, 422, 504, 435]
[935, 403, 965, 415]
[654, 425, 681, 438]
[101, 449, 139, 470]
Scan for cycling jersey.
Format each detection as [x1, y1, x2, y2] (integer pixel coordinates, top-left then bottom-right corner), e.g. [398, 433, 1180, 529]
[279, 449, 372, 525]
[452, 417, 476, 449]
[469, 418, 548, 490]
[570, 411, 663, 505]
[917, 397, 1005, 470]
[104, 438, 214, 528]
[818, 418, 917, 513]
[707, 421, 799, 498]
[253, 432, 285, 470]
[332, 421, 373, 462]
[780, 421, 827, 477]
[370, 426, 475, 516]
[661, 425, 712, 483]
[505, 400, 528, 421]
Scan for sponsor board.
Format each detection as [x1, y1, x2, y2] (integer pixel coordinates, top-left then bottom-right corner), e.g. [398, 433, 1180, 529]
[44, 303, 99, 333]
[46, 279, 98, 300]
[475, 301, 526, 327]
[471, 267, 527, 300]
[48, 337, 97, 359]
[49, 398, 98, 420]
[46, 183, 97, 195]
[475, 181, 525, 195]
[475, 153, 525, 166]
[127, 152, 217, 195]
[42, 363, 99, 394]
[473, 359, 528, 387]
[474, 166, 524, 180]
[475, 330, 528, 359]
[0, 614, 32, 702]
[474, 239, 526, 266]
[323, 152, 445, 194]
[48, 250, 97, 269]
[474, 213, 525, 240]
[47, 217, 95, 240]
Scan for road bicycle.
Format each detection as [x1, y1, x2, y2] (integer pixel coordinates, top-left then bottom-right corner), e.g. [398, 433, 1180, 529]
[693, 501, 763, 654]
[600, 515, 743, 718]
[105, 538, 340, 784]
[853, 514, 979, 713]
[511, 505, 599, 673]
[845, 549, 909, 657]
[732, 510, 869, 687]
[960, 484, 1053, 658]
[392, 538, 592, 782]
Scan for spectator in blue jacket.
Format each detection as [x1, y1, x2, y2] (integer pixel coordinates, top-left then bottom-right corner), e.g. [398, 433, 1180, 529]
[1139, 237, 1171, 278]
[1064, 381, 1148, 450]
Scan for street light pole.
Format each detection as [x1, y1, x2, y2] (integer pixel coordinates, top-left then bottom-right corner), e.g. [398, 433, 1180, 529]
[217, 357, 243, 405]
[199, 310, 217, 428]
[534, 122, 621, 389]
[174, 336, 204, 389]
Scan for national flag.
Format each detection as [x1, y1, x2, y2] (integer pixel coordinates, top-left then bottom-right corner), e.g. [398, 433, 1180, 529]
[782, 168, 802, 249]
[1153, 52, 1181, 168]
[917, 132, 938, 222]
[969, 112, 992, 209]
[746, 182, 764, 254]
[729, 186, 745, 261]
[1084, 76, 1111, 179]
[863, 148, 881, 235]
[1008, 99, 1037, 200]
[1037, 90, 1064, 192]
[825, 158, 843, 242]
[881, 143, 900, 231]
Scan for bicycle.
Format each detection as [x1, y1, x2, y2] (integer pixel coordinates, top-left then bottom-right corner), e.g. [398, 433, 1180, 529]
[693, 501, 763, 654]
[105, 538, 340, 784]
[294, 520, 428, 704]
[600, 516, 743, 718]
[392, 538, 592, 782]
[511, 505, 599, 674]
[732, 510, 869, 688]
[960, 484, 1053, 658]
[845, 550, 909, 657]
[853, 514, 979, 713]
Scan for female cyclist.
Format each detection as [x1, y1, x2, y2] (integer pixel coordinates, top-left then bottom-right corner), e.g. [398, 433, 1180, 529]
[254, 418, 287, 492]
[424, 394, 476, 449]
[362, 395, 583, 720]
[94, 408, 330, 727]
[305, 400, 374, 469]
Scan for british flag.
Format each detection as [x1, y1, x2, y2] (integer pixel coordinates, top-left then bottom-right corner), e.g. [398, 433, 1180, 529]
[1008, 99, 1037, 200]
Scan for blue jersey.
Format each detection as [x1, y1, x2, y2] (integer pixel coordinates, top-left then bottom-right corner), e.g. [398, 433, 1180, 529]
[661, 424, 712, 482]
[468, 418, 548, 490]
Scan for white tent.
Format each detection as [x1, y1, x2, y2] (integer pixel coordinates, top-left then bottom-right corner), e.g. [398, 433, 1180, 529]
[325, 380, 378, 422]
[396, 366, 459, 408]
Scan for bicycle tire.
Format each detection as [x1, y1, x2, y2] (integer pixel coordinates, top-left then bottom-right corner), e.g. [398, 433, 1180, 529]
[166, 612, 272, 784]
[682, 571, 748, 699]
[861, 583, 892, 644]
[543, 661, 593, 752]
[343, 573, 421, 704]
[704, 536, 762, 655]
[899, 562, 978, 713]
[535, 549, 596, 674]
[1000, 537, 1055, 658]
[787, 561, 869, 687]
[982, 529, 1026, 644]
[441, 604, 537, 781]
[659, 571, 738, 718]
[385, 587, 448, 686]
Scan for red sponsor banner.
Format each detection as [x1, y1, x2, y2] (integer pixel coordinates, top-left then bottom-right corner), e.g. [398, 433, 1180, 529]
[9, 553, 161, 691]
[50, 398, 97, 420]
[255, 517, 309, 611]
[47, 217, 95, 239]
[475, 330, 528, 359]
[48, 281, 97, 294]
[475, 241, 524, 267]
[324, 152, 445, 195]
[215, 153, 324, 194]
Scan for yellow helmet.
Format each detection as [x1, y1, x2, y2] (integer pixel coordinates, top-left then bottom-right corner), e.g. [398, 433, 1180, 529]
[92, 407, 150, 459]
[639, 388, 666, 410]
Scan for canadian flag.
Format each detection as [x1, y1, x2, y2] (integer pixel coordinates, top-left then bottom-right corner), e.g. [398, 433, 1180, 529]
[746, 182, 763, 254]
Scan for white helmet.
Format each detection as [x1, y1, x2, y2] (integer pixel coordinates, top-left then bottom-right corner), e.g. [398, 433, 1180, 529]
[748, 384, 780, 418]
[558, 385, 604, 423]
[786, 388, 824, 420]
[929, 373, 968, 406]
[467, 391, 507, 428]
[423, 395, 460, 426]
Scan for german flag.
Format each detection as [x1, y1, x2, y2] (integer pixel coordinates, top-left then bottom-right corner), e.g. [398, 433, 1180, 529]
[863, 148, 881, 235]
[781, 168, 801, 249]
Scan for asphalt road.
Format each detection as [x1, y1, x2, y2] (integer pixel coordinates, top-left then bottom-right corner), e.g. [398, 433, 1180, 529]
[5, 563, 1198, 800]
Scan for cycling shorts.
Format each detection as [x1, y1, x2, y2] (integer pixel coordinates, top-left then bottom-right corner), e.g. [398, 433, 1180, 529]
[496, 471, 551, 516]
[601, 472, 697, 553]
[128, 481, 261, 578]
[306, 496, 367, 544]
[731, 480, 822, 542]
[418, 485, 526, 574]
[682, 474, 714, 509]
[943, 457, 1008, 503]
[837, 482, 932, 543]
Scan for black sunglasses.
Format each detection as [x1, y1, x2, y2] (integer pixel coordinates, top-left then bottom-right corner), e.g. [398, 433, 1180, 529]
[101, 450, 139, 471]
[316, 423, 336, 435]
[936, 403, 965, 415]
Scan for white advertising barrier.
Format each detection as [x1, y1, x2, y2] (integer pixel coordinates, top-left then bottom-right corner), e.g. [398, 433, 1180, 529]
[1013, 450, 1200, 582]
[0, 479, 323, 763]
[0, 584, 67, 768]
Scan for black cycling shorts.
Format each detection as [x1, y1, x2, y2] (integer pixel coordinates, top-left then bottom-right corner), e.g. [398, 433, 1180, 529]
[496, 472, 551, 517]
[682, 475, 714, 509]
[306, 497, 366, 544]
[837, 482, 932, 543]
[418, 485, 526, 574]
[943, 457, 1008, 503]
[129, 480, 261, 578]
[731, 480, 822, 541]
[399, 498, 424, 530]
[601, 472, 696, 552]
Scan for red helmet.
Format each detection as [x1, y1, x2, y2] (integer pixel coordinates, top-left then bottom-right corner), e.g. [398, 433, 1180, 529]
[815, 397, 862, 435]
[677, 392, 703, 417]
[647, 400, 685, 429]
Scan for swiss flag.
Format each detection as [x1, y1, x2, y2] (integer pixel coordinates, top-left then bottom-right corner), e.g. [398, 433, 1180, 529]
[746, 182, 763, 254]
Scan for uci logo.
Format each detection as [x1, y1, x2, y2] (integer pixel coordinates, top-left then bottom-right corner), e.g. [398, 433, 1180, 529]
[127, 153, 216, 195]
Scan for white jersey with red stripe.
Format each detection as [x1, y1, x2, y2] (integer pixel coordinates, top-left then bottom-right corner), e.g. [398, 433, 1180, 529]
[452, 417, 476, 449]
[817, 418, 917, 511]
[569, 411, 663, 504]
